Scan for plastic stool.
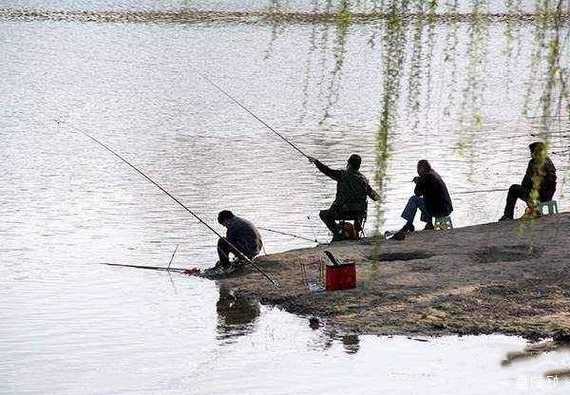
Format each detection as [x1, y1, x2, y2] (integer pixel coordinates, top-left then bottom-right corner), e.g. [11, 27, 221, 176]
[538, 200, 558, 215]
[434, 216, 453, 230]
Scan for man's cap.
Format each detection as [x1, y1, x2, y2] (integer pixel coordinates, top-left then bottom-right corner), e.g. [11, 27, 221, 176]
[417, 159, 432, 171]
[217, 210, 234, 224]
[347, 154, 361, 169]
[529, 141, 545, 153]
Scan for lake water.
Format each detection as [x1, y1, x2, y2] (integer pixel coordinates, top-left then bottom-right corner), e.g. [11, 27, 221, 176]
[1, 1, 570, 394]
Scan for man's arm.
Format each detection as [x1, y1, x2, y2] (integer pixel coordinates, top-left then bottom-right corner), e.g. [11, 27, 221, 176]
[367, 184, 381, 201]
[414, 175, 426, 196]
[308, 157, 343, 181]
[521, 160, 533, 190]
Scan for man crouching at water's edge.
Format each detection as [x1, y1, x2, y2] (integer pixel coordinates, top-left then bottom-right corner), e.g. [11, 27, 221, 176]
[214, 210, 263, 274]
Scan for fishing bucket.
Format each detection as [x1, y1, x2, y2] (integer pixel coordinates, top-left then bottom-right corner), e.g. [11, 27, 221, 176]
[323, 251, 356, 291]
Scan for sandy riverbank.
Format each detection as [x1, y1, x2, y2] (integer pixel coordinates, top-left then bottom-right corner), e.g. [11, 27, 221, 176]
[218, 213, 570, 340]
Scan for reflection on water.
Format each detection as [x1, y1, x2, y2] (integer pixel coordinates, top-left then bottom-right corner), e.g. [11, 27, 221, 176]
[216, 287, 260, 342]
[308, 324, 361, 354]
[1, 1, 570, 393]
[502, 338, 570, 382]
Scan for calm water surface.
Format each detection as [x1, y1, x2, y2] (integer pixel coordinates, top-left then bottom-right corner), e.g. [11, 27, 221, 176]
[1, 1, 570, 393]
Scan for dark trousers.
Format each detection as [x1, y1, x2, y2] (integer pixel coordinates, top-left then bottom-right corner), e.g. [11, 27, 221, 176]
[503, 184, 554, 218]
[401, 195, 432, 224]
[217, 239, 242, 266]
[503, 185, 530, 219]
[319, 209, 365, 234]
[319, 209, 339, 233]
[217, 239, 257, 266]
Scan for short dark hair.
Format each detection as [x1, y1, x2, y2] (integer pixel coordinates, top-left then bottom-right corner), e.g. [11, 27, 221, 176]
[348, 154, 361, 170]
[417, 159, 431, 171]
[217, 210, 234, 224]
[529, 142, 545, 154]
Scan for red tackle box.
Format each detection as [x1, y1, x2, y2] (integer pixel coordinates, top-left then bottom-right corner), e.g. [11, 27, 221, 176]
[324, 251, 356, 291]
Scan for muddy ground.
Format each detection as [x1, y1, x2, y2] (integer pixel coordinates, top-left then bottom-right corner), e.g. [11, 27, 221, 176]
[219, 213, 570, 340]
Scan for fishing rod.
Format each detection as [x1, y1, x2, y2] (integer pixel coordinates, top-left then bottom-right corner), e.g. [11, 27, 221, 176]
[453, 188, 509, 195]
[531, 130, 569, 137]
[60, 121, 279, 287]
[258, 226, 318, 242]
[99, 262, 192, 274]
[193, 69, 310, 159]
[167, 244, 179, 270]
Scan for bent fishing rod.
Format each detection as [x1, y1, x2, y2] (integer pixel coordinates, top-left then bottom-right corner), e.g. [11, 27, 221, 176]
[193, 69, 310, 159]
[61, 121, 279, 287]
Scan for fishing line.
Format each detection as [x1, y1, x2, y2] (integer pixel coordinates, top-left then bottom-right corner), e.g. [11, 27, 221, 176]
[258, 226, 318, 242]
[59, 120, 279, 287]
[307, 215, 319, 243]
[453, 188, 509, 195]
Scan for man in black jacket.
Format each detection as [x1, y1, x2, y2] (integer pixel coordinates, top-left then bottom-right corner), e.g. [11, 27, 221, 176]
[393, 160, 453, 238]
[308, 154, 380, 241]
[216, 210, 263, 270]
[499, 142, 557, 221]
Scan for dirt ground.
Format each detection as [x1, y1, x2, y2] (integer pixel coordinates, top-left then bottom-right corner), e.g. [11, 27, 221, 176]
[219, 213, 570, 340]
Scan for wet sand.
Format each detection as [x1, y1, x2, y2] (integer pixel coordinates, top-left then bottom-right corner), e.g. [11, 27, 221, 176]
[220, 213, 570, 340]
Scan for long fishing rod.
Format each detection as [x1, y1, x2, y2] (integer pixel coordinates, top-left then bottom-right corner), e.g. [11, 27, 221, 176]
[453, 188, 509, 195]
[61, 121, 279, 287]
[99, 262, 191, 273]
[194, 70, 310, 159]
[258, 226, 317, 242]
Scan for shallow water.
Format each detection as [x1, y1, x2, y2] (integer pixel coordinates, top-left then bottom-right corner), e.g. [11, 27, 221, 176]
[1, 1, 570, 393]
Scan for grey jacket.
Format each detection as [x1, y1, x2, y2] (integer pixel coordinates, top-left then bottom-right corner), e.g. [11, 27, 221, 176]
[226, 216, 263, 258]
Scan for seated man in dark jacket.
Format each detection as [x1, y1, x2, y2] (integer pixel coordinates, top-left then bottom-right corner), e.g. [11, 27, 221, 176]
[308, 154, 380, 241]
[393, 160, 453, 238]
[216, 210, 263, 270]
[499, 142, 556, 221]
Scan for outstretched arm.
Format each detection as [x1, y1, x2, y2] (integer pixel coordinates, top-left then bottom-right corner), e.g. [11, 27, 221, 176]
[308, 156, 343, 181]
[367, 184, 381, 201]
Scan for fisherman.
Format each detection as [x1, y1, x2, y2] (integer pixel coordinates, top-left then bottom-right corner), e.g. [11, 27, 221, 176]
[499, 142, 556, 221]
[308, 154, 380, 241]
[392, 160, 453, 240]
[214, 210, 263, 273]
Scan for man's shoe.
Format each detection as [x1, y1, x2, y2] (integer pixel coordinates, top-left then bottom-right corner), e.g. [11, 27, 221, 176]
[424, 222, 434, 231]
[392, 231, 406, 241]
[222, 264, 238, 275]
[331, 232, 346, 242]
[400, 223, 415, 233]
[498, 215, 513, 222]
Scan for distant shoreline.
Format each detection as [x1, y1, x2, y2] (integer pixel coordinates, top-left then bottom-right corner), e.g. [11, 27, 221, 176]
[2, 8, 570, 26]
